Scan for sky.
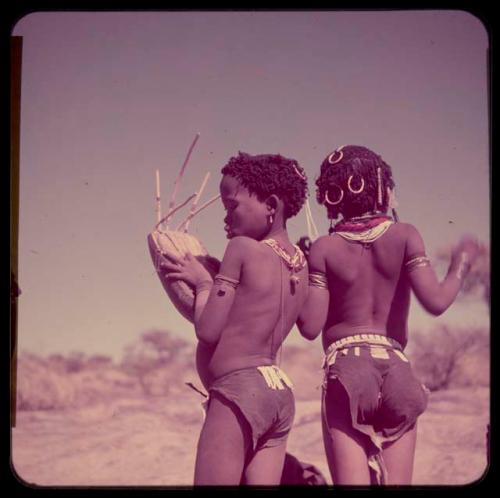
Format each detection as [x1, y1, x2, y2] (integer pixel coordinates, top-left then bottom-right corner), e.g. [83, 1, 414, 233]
[12, 10, 490, 361]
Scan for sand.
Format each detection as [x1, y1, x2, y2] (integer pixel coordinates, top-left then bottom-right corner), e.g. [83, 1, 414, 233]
[11, 385, 489, 487]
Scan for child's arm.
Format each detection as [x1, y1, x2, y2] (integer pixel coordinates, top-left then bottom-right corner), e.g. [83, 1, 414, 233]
[192, 237, 247, 344]
[160, 239, 242, 344]
[405, 225, 479, 316]
[296, 237, 330, 340]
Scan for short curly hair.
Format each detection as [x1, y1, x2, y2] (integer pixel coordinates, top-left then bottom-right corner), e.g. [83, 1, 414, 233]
[221, 152, 308, 219]
[315, 145, 395, 220]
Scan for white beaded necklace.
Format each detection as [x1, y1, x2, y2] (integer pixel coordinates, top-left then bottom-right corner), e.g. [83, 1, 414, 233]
[261, 238, 307, 287]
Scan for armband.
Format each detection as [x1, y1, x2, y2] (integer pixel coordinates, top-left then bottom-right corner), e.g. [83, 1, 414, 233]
[213, 273, 240, 289]
[309, 271, 329, 290]
[405, 255, 431, 273]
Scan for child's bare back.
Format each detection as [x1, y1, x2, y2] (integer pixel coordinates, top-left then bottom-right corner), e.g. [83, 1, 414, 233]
[312, 222, 414, 349]
[297, 144, 480, 485]
[206, 236, 309, 379]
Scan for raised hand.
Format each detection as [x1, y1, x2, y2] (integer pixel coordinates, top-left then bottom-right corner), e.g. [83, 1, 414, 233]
[159, 251, 213, 288]
[451, 234, 480, 280]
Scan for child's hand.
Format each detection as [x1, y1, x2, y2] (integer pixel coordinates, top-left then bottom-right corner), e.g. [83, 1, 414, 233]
[159, 251, 213, 287]
[453, 234, 480, 266]
[451, 234, 480, 280]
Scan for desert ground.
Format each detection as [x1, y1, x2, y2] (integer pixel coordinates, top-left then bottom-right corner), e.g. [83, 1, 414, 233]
[11, 338, 489, 488]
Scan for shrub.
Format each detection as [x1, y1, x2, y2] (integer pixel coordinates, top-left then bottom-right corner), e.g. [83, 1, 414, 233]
[407, 326, 489, 391]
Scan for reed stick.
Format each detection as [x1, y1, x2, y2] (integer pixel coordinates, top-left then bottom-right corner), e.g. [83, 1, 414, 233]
[155, 193, 197, 230]
[179, 172, 211, 232]
[166, 132, 200, 228]
[155, 169, 162, 225]
[175, 193, 221, 230]
[305, 199, 319, 240]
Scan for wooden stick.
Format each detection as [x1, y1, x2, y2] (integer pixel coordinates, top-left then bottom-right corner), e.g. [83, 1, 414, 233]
[155, 169, 162, 225]
[166, 133, 200, 228]
[155, 193, 197, 230]
[180, 172, 211, 232]
[305, 199, 319, 240]
[175, 193, 221, 230]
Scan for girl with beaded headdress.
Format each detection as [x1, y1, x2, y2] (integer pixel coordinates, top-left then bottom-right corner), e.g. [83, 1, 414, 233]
[296, 144, 480, 485]
[159, 151, 310, 485]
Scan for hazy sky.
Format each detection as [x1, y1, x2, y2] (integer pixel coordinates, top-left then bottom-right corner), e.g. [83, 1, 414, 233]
[13, 11, 490, 361]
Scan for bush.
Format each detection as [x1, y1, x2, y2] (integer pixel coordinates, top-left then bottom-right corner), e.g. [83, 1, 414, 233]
[16, 352, 141, 411]
[120, 330, 195, 396]
[407, 326, 489, 392]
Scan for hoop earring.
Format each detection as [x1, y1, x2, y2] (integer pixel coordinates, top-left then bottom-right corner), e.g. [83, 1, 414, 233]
[327, 145, 346, 165]
[347, 175, 365, 194]
[324, 186, 344, 205]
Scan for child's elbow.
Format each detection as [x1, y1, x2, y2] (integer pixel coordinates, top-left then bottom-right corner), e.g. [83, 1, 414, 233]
[421, 298, 449, 317]
[301, 330, 321, 341]
[297, 321, 321, 341]
[195, 325, 218, 345]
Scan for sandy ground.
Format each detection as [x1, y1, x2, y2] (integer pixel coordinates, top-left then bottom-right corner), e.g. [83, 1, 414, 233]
[11, 385, 489, 487]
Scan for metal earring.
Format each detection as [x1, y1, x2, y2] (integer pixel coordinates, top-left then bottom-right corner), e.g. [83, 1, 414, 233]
[324, 186, 344, 205]
[347, 175, 365, 194]
[269, 214, 274, 225]
[327, 145, 346, 165]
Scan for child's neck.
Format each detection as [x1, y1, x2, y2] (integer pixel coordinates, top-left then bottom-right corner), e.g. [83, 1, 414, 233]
[263, 226, 290, 246]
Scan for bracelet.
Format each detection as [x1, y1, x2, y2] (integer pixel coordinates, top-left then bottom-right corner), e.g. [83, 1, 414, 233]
[214, 273, 240, 289]
[405, 255, 431, 273]
[309, 271, 329, 290]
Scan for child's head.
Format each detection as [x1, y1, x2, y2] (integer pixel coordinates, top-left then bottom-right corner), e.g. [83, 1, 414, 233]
[220, 152, 308, 239]
[315, 145, 395, 220]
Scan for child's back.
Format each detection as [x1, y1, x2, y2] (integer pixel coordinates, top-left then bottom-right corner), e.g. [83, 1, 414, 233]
[207, 236, 308, 379]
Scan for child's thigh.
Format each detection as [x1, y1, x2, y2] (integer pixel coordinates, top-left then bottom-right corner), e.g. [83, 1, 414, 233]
[322, 381, 372, 485]
[244, 443, 288, 485]
[381, 422, 418, 484]
[194, 393, 251, 485]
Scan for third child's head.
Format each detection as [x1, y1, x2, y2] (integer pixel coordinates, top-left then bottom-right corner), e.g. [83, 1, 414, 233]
[315, 145, 396, 221]
[220, 152, 308, 240]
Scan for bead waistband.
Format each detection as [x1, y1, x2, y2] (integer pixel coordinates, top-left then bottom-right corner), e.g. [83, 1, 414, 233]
[325, 333, 403, 357]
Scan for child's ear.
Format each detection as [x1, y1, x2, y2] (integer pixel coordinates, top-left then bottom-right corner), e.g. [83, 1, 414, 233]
[265, 195, 279, 214]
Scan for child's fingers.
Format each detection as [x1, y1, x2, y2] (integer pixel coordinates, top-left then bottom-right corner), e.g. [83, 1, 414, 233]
[160, 249, 183, 265]
[165, 272, 185, 281]
[159, 260, 181, 272]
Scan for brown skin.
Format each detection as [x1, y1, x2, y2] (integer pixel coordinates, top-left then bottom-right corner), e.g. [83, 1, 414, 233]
[298, 223, 480, 347]
[297, 220, 479, 485]
[160, 174, 308, 485]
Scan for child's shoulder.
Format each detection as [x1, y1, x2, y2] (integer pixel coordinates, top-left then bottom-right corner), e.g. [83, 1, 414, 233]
[391, 222, 422, 239]
[308, 234, 335, 259]
[225, 236, 262, 256]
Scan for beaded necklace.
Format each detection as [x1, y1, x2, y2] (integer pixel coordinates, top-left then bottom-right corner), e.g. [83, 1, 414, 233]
[261, 238, 306, 367]
[261, 238, 307, 287]
[332, 213, 394, 248]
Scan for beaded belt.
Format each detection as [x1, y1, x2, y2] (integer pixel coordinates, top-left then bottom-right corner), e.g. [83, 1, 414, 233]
[257, 365, 294, 390]
[323, 334, 406, 368]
